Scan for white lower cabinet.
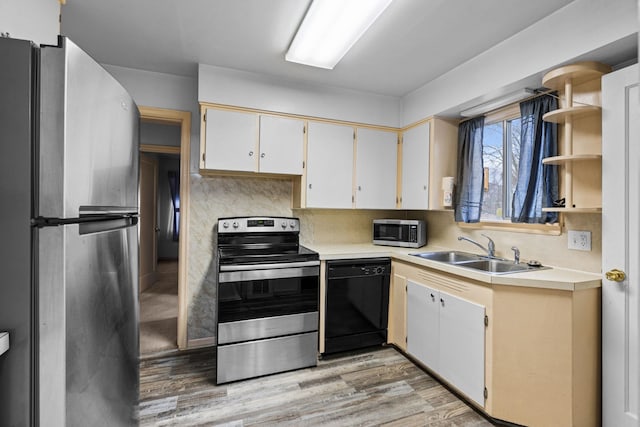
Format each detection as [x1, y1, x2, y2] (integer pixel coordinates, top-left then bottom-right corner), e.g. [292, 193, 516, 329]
[407, 281, 439, 368]
[407, 280, 486, 407]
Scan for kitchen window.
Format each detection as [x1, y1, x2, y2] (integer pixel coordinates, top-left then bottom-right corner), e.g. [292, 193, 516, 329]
[457, 104, 561, 234]
[481, 117, 521, 222]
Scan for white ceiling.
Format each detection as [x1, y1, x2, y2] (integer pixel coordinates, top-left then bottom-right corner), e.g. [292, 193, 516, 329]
[60, 0, 580, 97]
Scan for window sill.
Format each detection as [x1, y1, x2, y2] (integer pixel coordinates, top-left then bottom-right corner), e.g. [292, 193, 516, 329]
[457, 219, 562, 236]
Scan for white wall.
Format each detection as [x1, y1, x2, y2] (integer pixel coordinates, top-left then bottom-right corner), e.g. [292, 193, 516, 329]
[402, 0, 639, 125]
[103, 64, 200, 173]
[199, 64, 402, 127]
[0, 0, 59, 46]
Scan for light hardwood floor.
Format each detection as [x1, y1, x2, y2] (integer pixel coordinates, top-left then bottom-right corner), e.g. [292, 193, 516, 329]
[139, 346, 494, 426]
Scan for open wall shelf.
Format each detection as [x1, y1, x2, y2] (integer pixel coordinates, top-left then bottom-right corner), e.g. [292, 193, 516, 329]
[541, 62, 611, 213]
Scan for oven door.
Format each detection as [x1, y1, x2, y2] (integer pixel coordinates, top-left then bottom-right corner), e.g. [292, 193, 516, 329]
[217, 261, 319, 342]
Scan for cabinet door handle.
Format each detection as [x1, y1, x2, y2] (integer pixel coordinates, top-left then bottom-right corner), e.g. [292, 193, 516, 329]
[440, 298, 445, 306]
[261, 153, 266, 158]
[430, 293, 435, 301]
[248, 151, 254, 157]
[358, 185, 362, 191]
[308, 183, 312, 189]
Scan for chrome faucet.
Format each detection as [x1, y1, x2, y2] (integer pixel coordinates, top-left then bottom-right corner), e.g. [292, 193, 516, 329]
[458, 234, 496, 258]
[511, 246, 520, 264]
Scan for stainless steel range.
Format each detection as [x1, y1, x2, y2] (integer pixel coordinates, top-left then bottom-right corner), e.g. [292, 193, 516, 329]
[216, 216, 320, 384]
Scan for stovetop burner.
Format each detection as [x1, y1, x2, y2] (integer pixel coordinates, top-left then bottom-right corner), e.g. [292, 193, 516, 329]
[216, 216, 318, 266]
[218, 245, 318, 266]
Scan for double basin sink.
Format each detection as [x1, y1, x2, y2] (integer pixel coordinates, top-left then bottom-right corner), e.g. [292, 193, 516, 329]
[410, 251, 548, 275]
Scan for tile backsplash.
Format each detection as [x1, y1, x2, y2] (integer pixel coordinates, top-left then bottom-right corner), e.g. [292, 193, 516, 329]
[187, 174, 292, 341]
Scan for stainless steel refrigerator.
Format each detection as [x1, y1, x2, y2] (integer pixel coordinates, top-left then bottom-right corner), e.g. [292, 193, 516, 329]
[0, 36, 139, 426]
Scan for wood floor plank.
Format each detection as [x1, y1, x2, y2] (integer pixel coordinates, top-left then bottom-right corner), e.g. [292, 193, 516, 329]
[139, 346, 494, 427]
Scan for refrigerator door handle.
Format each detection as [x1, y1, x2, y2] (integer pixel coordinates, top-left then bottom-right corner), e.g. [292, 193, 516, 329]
[32, 205, 138, 234]
[78, 215, 138, 235]
[78, 205, 138, 216]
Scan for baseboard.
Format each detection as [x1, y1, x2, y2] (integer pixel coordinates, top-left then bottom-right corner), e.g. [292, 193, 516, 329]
[187, 337, 217, 349]
[140, 271, 158, 293]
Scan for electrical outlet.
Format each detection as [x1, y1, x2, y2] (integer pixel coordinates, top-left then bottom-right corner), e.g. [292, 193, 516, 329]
[568, 230, 591, 251]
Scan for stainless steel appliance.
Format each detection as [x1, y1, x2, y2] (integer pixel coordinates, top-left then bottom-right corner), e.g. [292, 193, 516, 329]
[373, 219, 427, 248]
[216, 217, 319, 384]
[0, 37, 139, 426]
[324, 258, 390, 354]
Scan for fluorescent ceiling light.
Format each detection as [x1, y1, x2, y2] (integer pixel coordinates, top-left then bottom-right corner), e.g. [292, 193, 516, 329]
[460, 88, 535, 117]
[285, 0, 394, 70]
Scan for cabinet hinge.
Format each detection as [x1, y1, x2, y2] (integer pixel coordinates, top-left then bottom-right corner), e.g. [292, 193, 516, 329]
[405, 336, 408, 344]
[202, 153, 206, 162]
[484, 387, 488, 399]
[352, 195, 355, 203]
[203, 113, 206, 122]
[303, 125, 306, 134]
[302, 160, 305, 169]
[484, 315, 489, 327]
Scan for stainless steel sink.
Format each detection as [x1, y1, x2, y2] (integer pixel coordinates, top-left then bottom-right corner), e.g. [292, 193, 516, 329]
[409, 250, 548, 275]
[410, 251, 483, 263]
[456, 259, 536, 274]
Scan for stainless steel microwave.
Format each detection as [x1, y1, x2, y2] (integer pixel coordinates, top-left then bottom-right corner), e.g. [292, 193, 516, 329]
[372, 219, 427, 248]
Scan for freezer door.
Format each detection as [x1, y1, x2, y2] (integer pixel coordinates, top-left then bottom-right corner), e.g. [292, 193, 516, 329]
[38, 222, 139, 427]
[38, 37, 139, 220]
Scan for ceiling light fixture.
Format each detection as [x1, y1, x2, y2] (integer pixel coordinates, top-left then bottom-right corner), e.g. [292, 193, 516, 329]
[460, 88, 535, 117]
[285, 0, 394, 70]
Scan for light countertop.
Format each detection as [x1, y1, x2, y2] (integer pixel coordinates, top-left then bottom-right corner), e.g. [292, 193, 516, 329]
[0, 332, 9, 356]
[303, 242, 602, 292]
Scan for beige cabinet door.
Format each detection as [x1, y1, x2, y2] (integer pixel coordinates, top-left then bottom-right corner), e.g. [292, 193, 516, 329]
[602, 63, 640, 427]
[388, 271, 407, 350]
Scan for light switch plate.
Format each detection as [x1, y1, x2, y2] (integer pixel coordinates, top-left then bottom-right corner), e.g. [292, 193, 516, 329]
[568, 230, 591, 251]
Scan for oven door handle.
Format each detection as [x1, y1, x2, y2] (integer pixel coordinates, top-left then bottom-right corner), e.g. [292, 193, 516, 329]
[219, 265, 320, 283]
[219, 260, 320, 272]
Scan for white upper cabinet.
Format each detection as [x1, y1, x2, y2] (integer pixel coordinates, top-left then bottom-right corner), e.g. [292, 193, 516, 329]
[202, 108, 304, 175]
[258, 115, 305, 175]
[306, 122, 354, 208]
[355, 128, 397, 209]
[401, 121, 430, 209]
[203, 108, 257, 172]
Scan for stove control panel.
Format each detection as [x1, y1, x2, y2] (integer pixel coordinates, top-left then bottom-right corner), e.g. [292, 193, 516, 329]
[218, 217, 300, 233]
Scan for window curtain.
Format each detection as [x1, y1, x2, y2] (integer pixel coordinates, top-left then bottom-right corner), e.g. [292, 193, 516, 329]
[168, 171, 180, 241]
[511, 94, 559, 223]
[454, 117, 485, 223]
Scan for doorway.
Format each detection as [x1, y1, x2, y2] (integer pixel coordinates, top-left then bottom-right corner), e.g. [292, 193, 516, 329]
[139, 150, 179, 354]
[138, 106, 191, 355]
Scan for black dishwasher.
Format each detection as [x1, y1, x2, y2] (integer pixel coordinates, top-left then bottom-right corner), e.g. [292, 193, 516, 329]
[324, 258, 390, 354]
